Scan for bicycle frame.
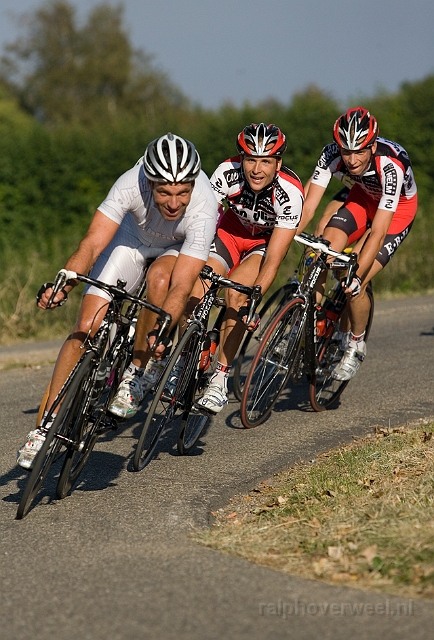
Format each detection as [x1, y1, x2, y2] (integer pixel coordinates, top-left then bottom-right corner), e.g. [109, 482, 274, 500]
[292, 234, 358, 378]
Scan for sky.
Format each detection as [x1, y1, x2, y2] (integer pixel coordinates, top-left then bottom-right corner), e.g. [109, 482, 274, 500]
[1, 0, 433, 110]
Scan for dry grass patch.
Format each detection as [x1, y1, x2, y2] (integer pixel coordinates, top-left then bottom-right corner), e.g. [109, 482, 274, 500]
[196, 420, 434, 600]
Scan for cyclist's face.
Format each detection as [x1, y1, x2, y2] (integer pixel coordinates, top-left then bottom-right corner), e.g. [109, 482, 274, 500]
[340, 143, 376, 176]
[242, 156, 281, 192]
[152, 182, 194, 221]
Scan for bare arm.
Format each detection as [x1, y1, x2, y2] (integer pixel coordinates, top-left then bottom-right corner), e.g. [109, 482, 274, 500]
[37, 210, 120, 308]
[253, 227, 297, 295]
[298, 182, 326, 233]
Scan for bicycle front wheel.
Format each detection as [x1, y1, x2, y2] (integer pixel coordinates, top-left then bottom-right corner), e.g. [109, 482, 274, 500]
[133, 323, 203, 470]
[240, 298, 305, 428]
[310, 286, 374, 411]
[232, 283, 296, 401]
[16, 351, 95, 518]
[56, 352, 102, 499]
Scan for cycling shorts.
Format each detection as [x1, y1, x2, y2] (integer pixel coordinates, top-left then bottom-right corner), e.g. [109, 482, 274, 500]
[85, 222, 183, 302]
[209, 208, 269, 274]
[326, 184, 417, 267]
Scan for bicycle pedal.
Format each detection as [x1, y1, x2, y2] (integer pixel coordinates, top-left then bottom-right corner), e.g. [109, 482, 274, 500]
[192, 402, 213, 416]
[160, 390, 174, 403]
[97, 416, 118, 433]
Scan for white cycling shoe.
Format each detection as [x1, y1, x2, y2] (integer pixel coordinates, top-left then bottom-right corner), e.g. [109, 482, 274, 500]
[332, 342, 366, 381]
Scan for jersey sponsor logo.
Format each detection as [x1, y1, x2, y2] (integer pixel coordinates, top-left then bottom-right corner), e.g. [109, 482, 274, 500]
[383, 163, 398, 196]
[223, 168, 241, 187]
[214, 178, 223, 189]
[384, 226, 410, 256]
[381, 138, 404, 156]
[404, 168, 414, 191]
[188, 219, 207, 251]
[211, 183, 226, 197]
[317, 143, 339, 170]
[274, 182, 290, 206]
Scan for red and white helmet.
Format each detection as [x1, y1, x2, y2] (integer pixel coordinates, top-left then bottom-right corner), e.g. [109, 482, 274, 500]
[143, 133, 201, 183]
[236, 123, 287, 157]
[333, 107, 378, 151]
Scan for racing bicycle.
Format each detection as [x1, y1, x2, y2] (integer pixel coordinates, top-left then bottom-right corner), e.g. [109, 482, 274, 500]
[17, 269, 171, 519]
[133, 266, 262, 470]
[240, 232, 374, 427]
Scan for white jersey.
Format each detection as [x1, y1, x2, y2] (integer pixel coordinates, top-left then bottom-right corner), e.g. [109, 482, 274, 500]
[98, 161, 218, 261]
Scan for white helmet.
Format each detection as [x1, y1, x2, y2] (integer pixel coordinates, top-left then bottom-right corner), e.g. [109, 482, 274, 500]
[143, 133, 201, 183]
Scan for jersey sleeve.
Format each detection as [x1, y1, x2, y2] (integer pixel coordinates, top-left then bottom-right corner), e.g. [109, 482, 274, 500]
[97, 165, 142, 225]
[273, 172, 304, 230]
[376, 156, 405, 213]
[209, 157, 242, 204]
[310, 142, 342, 189]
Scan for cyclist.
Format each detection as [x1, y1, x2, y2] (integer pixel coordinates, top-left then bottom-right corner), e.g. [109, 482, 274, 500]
[17, 133, 218, 469]
[300, 106, 417, 380]
[190, 123, 304, 414]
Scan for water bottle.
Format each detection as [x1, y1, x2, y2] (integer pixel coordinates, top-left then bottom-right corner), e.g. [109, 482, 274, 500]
[207, 329, 220, 357]
[199, 334, 211, 370]
[315, 304, 326, 337]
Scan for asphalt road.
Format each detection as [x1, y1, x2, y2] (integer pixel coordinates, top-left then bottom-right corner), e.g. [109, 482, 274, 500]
[1, 294, 434, 640]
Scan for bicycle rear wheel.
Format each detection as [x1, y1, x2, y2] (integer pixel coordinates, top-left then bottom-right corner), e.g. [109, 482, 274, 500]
[177, 366, 210, 455]
[310, 286, 374, 411]
[133, 323, 202, 470]
[240, 298, 305, 428]
[232, 283, 297, 401]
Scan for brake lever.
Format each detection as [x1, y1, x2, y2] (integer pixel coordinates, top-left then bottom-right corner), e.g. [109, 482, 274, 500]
[343, 254, 359, 289]
[245, 285, 262, 325]
[148, 311, 172, 353]
[46, 269, 78, 308]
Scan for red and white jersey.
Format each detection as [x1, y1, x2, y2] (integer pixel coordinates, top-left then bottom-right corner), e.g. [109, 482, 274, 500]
[210, 156, 304, 236]
[311, 137, 417, 213]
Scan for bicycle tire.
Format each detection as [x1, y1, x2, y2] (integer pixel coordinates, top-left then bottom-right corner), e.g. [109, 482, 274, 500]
[56, 323, 131, 498]
[232, 283, 296, 401]
[55, 353, 101, 499]
[309, 286, 374, 411]
[177, 355, 210, 455]
[133, 323, 203, 470]
[240, 298, 305, 428]
[16, 351, 94, 519]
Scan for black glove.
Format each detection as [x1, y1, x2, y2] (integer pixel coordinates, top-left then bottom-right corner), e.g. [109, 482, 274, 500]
[237, 305, 261, 331]
[342, 275, 362, 297]
[146, 330, 173, 356]
[36, 282, 68, 308]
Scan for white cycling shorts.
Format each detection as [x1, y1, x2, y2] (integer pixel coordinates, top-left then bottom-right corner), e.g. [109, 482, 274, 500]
[84, 222, 182, 302]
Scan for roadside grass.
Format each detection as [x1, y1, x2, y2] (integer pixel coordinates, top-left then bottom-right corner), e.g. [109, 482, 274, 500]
[196, 420, 434, 600]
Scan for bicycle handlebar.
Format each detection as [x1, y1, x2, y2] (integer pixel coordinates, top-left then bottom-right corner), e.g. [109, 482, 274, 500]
[47, 269, 172, 350]
[295, 232, 359, 289]
[199, 266, 263, 325]
[294, 232, 351, 261]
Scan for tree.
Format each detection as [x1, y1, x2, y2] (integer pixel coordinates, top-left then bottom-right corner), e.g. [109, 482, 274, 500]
[0, 0, 189, 126]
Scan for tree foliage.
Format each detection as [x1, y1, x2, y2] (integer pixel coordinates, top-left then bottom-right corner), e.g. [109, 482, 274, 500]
[0, 1, 433, 342]
[0, 1, 189, 125]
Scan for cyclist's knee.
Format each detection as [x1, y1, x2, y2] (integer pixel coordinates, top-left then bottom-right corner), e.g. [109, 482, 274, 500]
[147, 262, 171, 300]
